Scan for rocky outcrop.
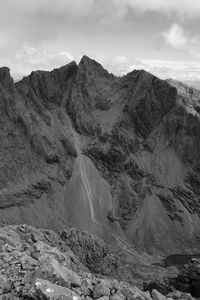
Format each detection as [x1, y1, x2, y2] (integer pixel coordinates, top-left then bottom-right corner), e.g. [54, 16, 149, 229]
[144, 257, 200, 299]
[174, 258, 200, 297]
[61, 228, 120, 277]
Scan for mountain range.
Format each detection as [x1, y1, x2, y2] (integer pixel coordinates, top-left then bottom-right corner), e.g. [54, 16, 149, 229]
[0, 55, 200, 261]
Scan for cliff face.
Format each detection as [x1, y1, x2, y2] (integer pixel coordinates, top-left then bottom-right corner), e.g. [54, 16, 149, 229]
[0, 56, 200, 256]
[0, 63, 78, 228]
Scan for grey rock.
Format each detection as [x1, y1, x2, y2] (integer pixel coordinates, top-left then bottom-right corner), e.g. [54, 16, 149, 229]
[0, 275, 12, 295]
[36, 255, 82, 288]
[152, 289, 166, 300]
[28, 277, 81, 300]
[93, 280, 111, 298]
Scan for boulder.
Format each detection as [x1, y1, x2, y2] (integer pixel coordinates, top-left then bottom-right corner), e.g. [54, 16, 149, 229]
[110, 294, 126, 300]
[36, 255, 82, 288]
[27, 278, 81, 300]
[152, 289, 166, 300]
[0, 275, 12, 295]
[93, 280, 111, 298]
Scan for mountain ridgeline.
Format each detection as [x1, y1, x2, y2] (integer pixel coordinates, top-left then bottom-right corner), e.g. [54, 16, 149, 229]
[0, 56, 200, 257]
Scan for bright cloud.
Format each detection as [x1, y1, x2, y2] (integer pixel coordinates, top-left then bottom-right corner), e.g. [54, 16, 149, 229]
[102, 56, 146, 75]
[103, 56, 200, 81]
[162, 23, 200, 60]
[4, 46, 74, 80]
[163, 24, 187, 48]
[142, 60, 200, 80]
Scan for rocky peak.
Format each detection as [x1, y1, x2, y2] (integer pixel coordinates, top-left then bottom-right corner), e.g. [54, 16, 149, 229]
[18, 60, 77, 89]
[50, 60, 77, 87]
[78, 55, 113, 78]
[0, 67, 14, 89]
[121, 69, 177, 138]
[79, 55, 100, 68]
[16, 61, 77, 106]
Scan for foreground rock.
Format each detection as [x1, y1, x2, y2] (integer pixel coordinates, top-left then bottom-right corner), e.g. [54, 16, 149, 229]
[0, 224, 193, 300]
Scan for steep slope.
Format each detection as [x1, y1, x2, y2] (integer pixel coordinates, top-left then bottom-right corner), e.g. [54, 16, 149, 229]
[0, 63, 78, 229]
[0, 57, 199, 258]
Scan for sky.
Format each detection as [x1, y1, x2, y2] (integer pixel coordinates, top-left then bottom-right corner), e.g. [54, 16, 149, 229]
[1, 0, 200, 83]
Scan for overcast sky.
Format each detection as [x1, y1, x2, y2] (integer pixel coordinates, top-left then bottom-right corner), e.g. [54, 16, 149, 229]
[1, 0, 200, 82]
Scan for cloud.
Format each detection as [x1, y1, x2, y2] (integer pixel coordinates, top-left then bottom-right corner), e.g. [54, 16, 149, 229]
[2, 1, 200, 30]
[102, 56, 146, 75]
[3, 46, 200, 83]
[189, 36, 200, 58]
[162, 23, 200, 59]
[1, 0, 200, 82]
[1, 0, 94, 17]
[142, 60, 200, 80]
[112, 0, 200, 18]
[2, 46, 74, 80]
[163, 23, 187, 48]
[24, 0, 200, 19]
[102, 56, 200, 81]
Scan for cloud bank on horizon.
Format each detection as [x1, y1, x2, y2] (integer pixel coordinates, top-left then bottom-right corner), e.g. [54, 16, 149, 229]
[0, 0, 200, 83]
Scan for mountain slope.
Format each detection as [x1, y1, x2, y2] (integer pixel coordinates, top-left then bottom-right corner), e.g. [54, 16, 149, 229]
[0, 57, 200, 257]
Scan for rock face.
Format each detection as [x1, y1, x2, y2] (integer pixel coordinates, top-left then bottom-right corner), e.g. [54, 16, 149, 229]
[0, 56, 200, 257]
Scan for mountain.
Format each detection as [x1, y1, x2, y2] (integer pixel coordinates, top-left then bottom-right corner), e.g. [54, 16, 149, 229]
[0, 56, 200, 259]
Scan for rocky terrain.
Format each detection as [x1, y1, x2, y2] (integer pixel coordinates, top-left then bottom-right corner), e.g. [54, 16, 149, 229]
[0, 55, 200, 288]
[0, 224, 197, 300]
